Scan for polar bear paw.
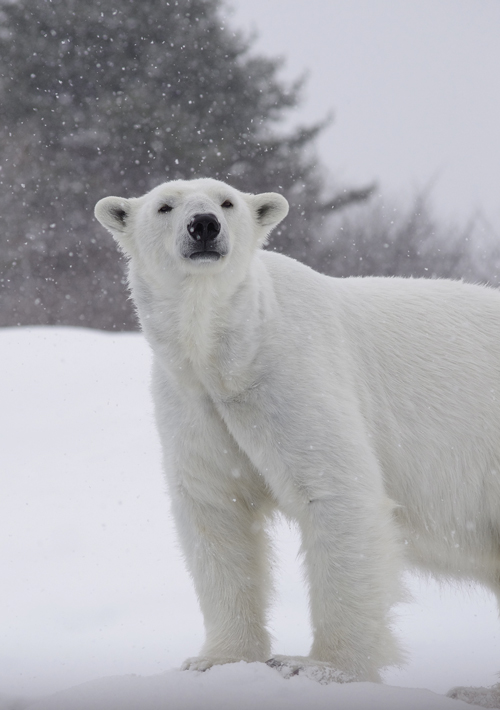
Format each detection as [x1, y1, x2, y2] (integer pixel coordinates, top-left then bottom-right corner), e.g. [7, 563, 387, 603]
[181, 656, 248, 672]
[447, 684, 500, 708]
[266, 655, 356, 685]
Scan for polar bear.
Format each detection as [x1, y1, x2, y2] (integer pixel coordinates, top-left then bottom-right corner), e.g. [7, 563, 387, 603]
[95, 178, 500, 685]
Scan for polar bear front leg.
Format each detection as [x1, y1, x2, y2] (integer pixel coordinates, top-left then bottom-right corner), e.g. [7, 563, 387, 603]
[154, 366, 274, 671]
[174, 490, 273, 670]
[296, 493, 403, 682]
[168, 464, 273, 671]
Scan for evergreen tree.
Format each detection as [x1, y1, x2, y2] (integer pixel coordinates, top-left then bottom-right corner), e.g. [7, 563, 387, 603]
[0, 0, 367, 329]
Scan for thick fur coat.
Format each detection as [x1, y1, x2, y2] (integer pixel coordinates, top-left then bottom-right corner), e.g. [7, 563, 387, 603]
[95, 178, 500, 684]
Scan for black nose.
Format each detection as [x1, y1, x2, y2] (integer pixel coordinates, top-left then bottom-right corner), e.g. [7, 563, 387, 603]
[188, 213, 221, 242]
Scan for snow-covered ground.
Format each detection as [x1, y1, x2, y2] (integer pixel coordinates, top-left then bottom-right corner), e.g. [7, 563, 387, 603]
[1, 327, 498, 709]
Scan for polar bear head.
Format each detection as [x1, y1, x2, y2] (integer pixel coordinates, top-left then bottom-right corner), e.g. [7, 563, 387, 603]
[94, 178, 289, 281]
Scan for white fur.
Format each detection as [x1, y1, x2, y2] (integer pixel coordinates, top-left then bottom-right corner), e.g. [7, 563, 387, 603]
[95, 178, 500, 683]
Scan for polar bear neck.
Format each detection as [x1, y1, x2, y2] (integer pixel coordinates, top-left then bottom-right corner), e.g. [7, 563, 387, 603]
[178, 275, 225, 368]
[131, 256, 274, 393]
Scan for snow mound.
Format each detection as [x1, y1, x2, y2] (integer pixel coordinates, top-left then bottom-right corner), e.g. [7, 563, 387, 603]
[22, 663, 485, 710]
[448, 685, 500, 709]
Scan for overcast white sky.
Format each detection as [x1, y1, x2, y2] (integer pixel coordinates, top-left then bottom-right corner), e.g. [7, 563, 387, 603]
[226, 0, 500, 231]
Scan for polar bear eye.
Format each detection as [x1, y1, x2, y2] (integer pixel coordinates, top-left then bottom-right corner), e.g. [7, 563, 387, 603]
[158, 204, 173, 213]
[221, 200, 233, 208]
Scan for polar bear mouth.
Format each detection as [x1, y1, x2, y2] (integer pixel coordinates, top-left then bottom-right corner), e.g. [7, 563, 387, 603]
[189, 251, 222, 262]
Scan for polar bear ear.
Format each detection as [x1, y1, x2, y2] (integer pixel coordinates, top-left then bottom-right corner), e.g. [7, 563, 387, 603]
[95, 196, 135, 253]
[251, 192, 289, 230]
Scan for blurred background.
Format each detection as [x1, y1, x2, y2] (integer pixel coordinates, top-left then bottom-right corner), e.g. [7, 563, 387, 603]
[1, 0, 499, 330]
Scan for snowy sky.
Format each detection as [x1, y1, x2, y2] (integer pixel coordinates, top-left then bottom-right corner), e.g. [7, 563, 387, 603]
[226, 0, 500, 230]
